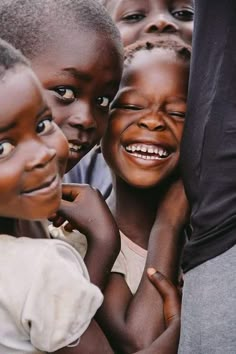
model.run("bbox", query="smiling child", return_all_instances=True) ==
[0,0,123,173]
[98,39,191,353]
[0,38,111,354]
[0,37,182,354]
[0,0,124,289]
[67,0,194,197]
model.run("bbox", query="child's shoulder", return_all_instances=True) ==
[0,234,103,353]
[0,234,90,282]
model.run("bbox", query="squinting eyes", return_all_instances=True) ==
[36,118,54,135]
[122,13,145,22]
[172,9,194,21]
[169,111,186,119]
[0,141,15,158]
[121,8,194,23]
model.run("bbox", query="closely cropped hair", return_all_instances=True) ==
[0,38,29,78]
[99,0,110,6]
[124,38,191,67]
[0,0,122,59]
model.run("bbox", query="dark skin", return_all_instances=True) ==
[0,65,182,354]
[104,0,194,46]
[0,66,115,353]
[0,66,68,220]
[100,48,189,353]
[32,28,123,172]
[50,183,120,292]
[12,25,123,290]
[53,269,181,354]
[29,28,123,291]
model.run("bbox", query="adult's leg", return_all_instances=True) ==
[178,245,236,354]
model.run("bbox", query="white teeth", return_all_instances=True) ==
[69,143,82,152]
[125,143,169,159]
[131,153,164,160]
[148,147,154,153]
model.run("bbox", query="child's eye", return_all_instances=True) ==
[97,96,110,108]
[122,12,145,23]
[53,87,76,102]
[112,103,143,111]
[36,118,54,135]
[0,141,15,158]
[123,105,143,110]
[169,111,186,119]
[172,8,194,21]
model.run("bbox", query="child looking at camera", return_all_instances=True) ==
[67,0,194,197]
[0,39,181,354]
[0,0,124,290]
[0,38,109,354]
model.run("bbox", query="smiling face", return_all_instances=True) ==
[105,0,193,45]
[32,29,123,172]
[102,47,189,188]
[0,66,68,220]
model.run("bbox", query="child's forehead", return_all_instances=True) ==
[122,48,188,88]
[33,29,121,76]
[0,67,45,124]
[108,0,193,13]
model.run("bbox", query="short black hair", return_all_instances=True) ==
[124,38,191,67]
[0,38,29,78]
[0,0,122,59]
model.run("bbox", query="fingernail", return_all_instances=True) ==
[147,267,157,276]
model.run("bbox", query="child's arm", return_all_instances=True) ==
[51,183,120,291]
[97,180,188,353]
[52,269,180,354]
[52,320,114,354]
[134,268,181,354]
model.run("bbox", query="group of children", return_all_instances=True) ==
[0,0,194,353]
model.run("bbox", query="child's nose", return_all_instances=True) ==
[144,14,178,34]
[137,113,166,132]
[25,141,56,171]
[68,103,96,132]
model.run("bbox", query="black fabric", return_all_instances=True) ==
[181,0,236,272]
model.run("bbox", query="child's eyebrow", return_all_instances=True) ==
[62,67,92,83]
[117,0,143,7]
[36,105,50,118]
[0,122,16,134]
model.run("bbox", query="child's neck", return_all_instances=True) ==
[0,217,16,235]
[0,217,49,239]
[107,177,165,250]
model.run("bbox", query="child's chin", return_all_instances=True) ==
[28,202,61,221]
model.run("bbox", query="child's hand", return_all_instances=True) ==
[50,183,118,240]
[50,183,120,290]
[133,269,181,354]
[156,179,189,230]
[147,268,181,328]
[147,179,189,284]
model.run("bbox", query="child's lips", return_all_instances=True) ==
[68,140,91,159]
[22,174,60,196]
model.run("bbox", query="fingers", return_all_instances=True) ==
[147,268,181,326]
[61,183,93,201]
[147,268,177,297]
